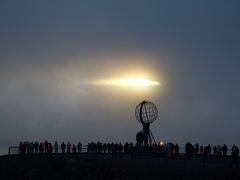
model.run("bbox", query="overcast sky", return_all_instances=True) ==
[1,1,240,152]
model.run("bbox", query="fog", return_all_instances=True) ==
[1,1,240,154]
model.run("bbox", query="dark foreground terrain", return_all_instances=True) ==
[0,153,239,180]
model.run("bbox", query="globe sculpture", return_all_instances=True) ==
[135,100,158,146]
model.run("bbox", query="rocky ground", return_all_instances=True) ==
[0,153,239,180]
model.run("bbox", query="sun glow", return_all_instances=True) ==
[92,77,160,88]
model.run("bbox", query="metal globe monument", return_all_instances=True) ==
[135,100,158,146]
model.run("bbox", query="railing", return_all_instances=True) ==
[8,145,232,156]
[6,146,235,169]
[8,145,89,155]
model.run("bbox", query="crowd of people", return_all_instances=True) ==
[164,142,239,157]
[18,141,82,154]
[87,142,133,154]
[17,141,239,158]
[184,143,229,156]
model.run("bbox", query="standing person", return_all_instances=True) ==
[72,144,77,154]
[213,146,217,155]
[44,141,48,153]
[103,143,107,154]
[61,142,66,153]
[203,146,208,155]
[77,142,82,153]
[185,142,191,156]
[107,143,112,154]
[174,144,180,155]
[222,144,228,156]
[54,141,58,153]
[26,142,30,154]
[194,143,199,155]
[48,143,53,153]
[97,141,102,153]
[19,142,23,154]
[29,142,34,154]
[230,145,239,168]
[207,144,212,155]
[39,143,44,153]
[34,141,39,154]
[200,145,204,155]
[87,143,90,153]
[217,145,222,155]
[124,142,129,153]
[118,143,123,153]
[67,142,71,153]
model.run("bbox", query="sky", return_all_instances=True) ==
[1,0,240,154]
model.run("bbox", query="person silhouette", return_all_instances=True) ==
[77,142,82,153]
[207,144,212,155]
[48,143,53,153]
[54,141,58,153]
[19,142,23,154]
[67,142,71,153]
[72,144,77,154]
[174,144,179,155]
[34,141,39,154]
[39,143,44,153]
[222,144,228,156]
[61,142,66,153]
[44,140,48,153]
[230,145,239,168]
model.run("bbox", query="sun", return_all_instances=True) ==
[106,78,159,87]
[92,77,160,88]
